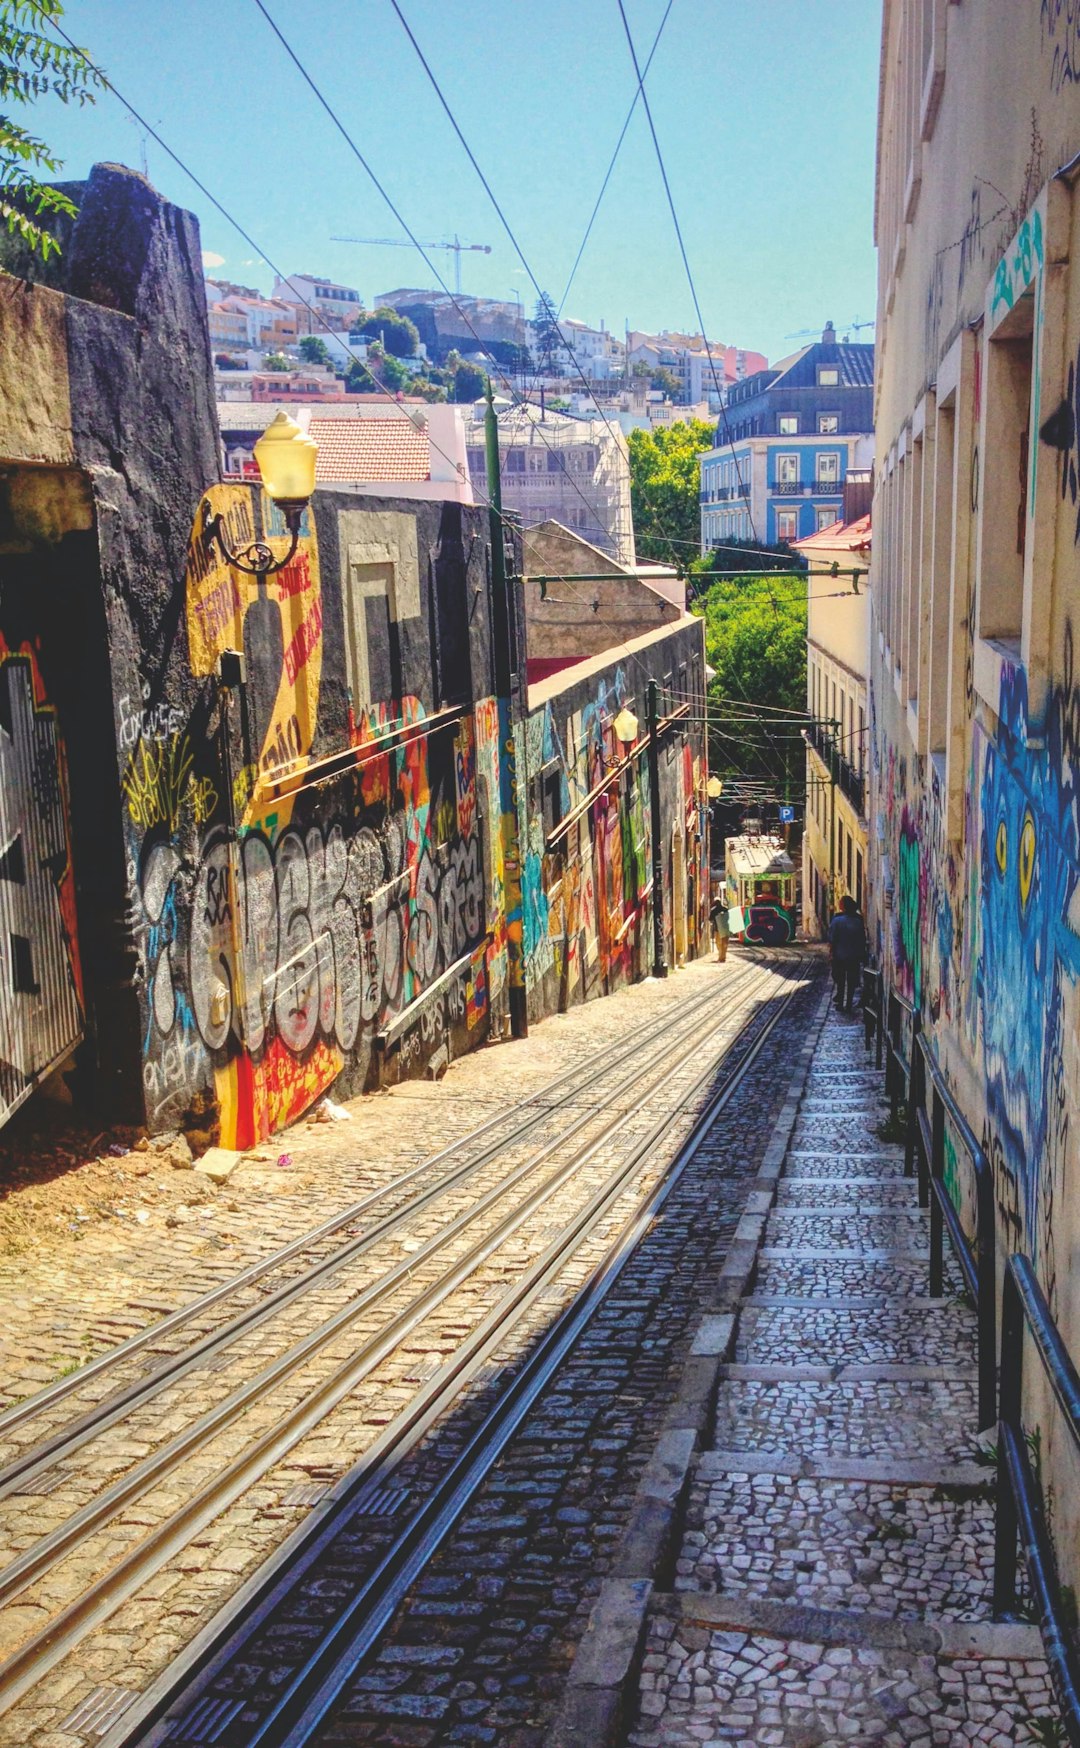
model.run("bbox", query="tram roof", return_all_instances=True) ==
[725,835,795,877]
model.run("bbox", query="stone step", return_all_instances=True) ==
[784,1150,908,1178]
[791,1118,900,1151]
[676,1460,996,1622]
[775,1179,919,1208]
[630,1592,1057,1748]
[713,1375,979,1464]
[764,1211,928,1250]
[738,1300,979,1369]
[754,1251,964,1301]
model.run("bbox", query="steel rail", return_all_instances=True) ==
[114,964,807,1748]
[0,967,749,1485]
[0,965,787,1715]
[0,970,761,1609]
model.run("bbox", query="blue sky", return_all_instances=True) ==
[43,0,883,366]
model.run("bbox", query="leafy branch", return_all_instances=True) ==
[1,0,104,257]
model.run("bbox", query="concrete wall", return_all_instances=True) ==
[871,3,1080,1594]
[522,520,681,676]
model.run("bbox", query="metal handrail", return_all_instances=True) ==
[862,967,995,1428]
[914,1029,996,1429]
[994,1254,1080,1742]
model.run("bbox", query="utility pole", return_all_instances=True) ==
[485,381,528,1038]
[647,679,667,979]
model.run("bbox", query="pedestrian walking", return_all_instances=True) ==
[828,893,867,1014]
[710,890,731,963]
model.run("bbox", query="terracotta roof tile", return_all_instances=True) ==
[308,417,431,483]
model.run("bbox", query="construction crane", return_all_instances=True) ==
[331,234,492,296]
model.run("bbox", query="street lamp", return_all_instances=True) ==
[707,774,724,799]
[202,412,318,578]
[612,706,640,748]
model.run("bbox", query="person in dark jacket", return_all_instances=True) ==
[709,889,730,962]
[828,894,867,1013]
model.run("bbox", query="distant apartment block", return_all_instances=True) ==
[272,273,365,335]
[627,331,768,409]
[698,324,874,550]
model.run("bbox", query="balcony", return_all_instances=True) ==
[806,721,866,817]
[814,478,842,494]
[773,479,803,495]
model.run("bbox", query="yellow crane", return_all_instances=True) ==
[331,235,492,296]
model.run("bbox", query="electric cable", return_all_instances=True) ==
[613,0,759,545]
[388,0,693,567]
[557,0,674,317]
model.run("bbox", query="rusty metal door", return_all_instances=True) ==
[0,639,84,1125]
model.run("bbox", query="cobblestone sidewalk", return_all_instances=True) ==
[626,1001,1062,1748]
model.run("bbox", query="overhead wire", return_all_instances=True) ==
[43,16,663,702]
[612,0,758,545]
[249,0,625,561]
[557,0,674,318]
[50,14,789,797]
[388,0,694,570]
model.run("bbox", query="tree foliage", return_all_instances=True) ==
[532,290,561,374]
[349,342,410,394]
[1,0,104,258]
[262,352,291,373]
[298,335,329,365]
[452,359,485,402]
[693,573,807,784]
[626,418,715,572]
[351,304,420,358]
[632,359,683,400]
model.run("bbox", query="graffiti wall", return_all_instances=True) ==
[521,622,708,1021]
[0,630,84,1121]
[125,489,505,1147]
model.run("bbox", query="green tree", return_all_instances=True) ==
[452,359,485,402]
[352,304,419,358]
[532,290,562,374]
[1,0,104,258]
[627,418,715,571]
[298,335,329,365]
[693,573,807,785]
[633,359,682,400]
[349,342,410,394]
[262,352,291,372]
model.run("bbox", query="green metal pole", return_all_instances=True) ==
[485,380,528,1038]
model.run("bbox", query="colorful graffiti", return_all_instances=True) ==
[137,802,487,1145]
[977,648,1080,1242]
[896,809,923,1008]
[0,639,84,1120]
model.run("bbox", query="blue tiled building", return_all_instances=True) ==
[699,323,874,552]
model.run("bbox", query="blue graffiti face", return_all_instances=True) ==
[978,662,1080,1234]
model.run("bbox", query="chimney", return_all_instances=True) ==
[822,320,837,345]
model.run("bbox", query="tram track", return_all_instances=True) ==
[86,959,808,1748]
[0,958,793,1733]
[0,960,761,1497]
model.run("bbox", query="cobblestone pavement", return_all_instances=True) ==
[628,1001,1063,1748]
[296,959,825,1747]
[0,952,818,1746]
